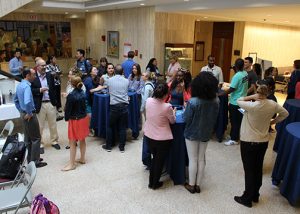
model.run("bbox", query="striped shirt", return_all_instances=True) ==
[107,75,129,105]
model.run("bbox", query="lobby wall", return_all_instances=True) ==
[85,7,155,69]
[2,12,86,60]
[242,22,300,67]
[154,12,198,76]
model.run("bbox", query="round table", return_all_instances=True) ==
[272,122,300,206]
[273,99,300,152]
[91,91,139,138]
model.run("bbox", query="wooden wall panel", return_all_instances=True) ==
[193,21,213,77]
[154,12,197,76]
[85,7,155,69]
[242,22,300,67]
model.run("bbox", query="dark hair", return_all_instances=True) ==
[253,63,262,77]
[191,72,218,100]
[153,83,169,99]
[127,51,135,59]
[245,57,253,64]
[22,67,31,78]
[264,66,277,78]
[99,57,108,64]
[114,64,123,75]
[14,48,22,54]
[294,60,300,69]
[77,49,85,57]
[46,55,55,65]
[131,63,142,79]
[259,77,276,91]
[106,63,114,73]
[146,58,157,72]
[207,55,215,60]
[235,58,244,71]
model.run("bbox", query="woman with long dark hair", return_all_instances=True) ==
[168,68,191,106]
[183,72,219,193]
[144,83,176,189]
[97,57,108,77]
[100,63,114,86]
[128,63,144,94]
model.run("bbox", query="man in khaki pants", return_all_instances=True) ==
[31,59,60,153]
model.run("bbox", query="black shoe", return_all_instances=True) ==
[39,158,44,162]
[252,195,259,203]
[195,185,201,193]
[184,183,195,194]
[102,145,111,152]
[65,146,70,149]
[52,144,61,150]
[36,162,48,168]
[40,147,44,154]
[153,181,163,190]
[56,116,64,121]
[119,147,125,153]
[148,184,153,189]
[234,196,252,208]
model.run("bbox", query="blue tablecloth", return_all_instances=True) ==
[273,99,300,152]
[216,94,228,142]
[167,122,188,185]
[91,91,139,138]
[272,122,300,206]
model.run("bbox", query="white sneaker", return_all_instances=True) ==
[224,140,239,146]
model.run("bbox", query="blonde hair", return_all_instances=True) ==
[257,85,268,97]
[71,76,83,89]
[169,55,178,61]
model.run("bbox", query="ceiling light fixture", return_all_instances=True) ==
[184,0,190,2]
[65,12,68,14]
[29,10,34,13]
[140,3,145,5]
[86,10,89,12]
[204,17,208,19]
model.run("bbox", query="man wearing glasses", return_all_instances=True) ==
[31,59,61,154]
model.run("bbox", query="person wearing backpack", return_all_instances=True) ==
[14,67,47,168]
[140,71,155,168]
[75,49,92,80]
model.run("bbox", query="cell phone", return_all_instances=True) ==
[238,108,245,114]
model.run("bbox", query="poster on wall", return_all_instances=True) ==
[0,20,71,61]
[123,42,131,57]
[107,31,119,58]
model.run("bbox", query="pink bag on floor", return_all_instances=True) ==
[30,194,60,214]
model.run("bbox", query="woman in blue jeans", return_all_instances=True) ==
[183,72,219,193]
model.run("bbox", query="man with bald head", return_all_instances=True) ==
[31,58,60,153]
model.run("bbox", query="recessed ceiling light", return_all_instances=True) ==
[65,12,68,14]
[203,17,208,19]
[85,10,89,12]
[29,10,34,13]
[184,0,190,2]
[140,3,145,6]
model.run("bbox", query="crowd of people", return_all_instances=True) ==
[13,48,300,208]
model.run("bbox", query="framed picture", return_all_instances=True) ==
[248,52,257,63]
[195,41,205,61]
[107,31,119,58]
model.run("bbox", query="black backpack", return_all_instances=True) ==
[0,134,26,179]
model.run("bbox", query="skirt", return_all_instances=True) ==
[68,116,89,141]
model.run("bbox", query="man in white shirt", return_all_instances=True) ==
[200,55,224,84]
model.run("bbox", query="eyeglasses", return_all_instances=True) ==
[40,64,46,67]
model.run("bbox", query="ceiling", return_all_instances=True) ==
[15,0,300,27]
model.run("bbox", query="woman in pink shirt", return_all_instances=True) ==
[144,83,176,190]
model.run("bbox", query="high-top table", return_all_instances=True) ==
[91,91,139,139]
[272,122,300,206]
[273,99,300,152]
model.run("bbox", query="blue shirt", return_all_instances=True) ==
[9,57,23,76]
[121,59,135,78]
[14,79,35,115]
[76,59,92,74]
[128,74,144,94]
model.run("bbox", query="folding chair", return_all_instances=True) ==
[0,149,28,190]
[0,161,36,214]
[0,120,14,138]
